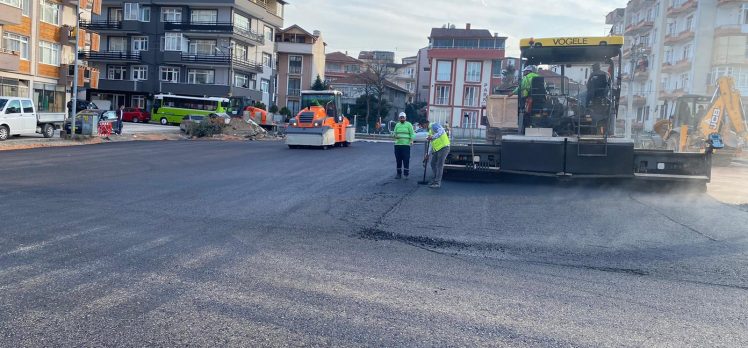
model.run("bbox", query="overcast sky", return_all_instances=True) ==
[284,0,629,61]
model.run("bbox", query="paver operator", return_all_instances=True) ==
[421,119,451,189]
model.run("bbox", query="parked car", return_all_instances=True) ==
[0,97,65,140]
[122,107,150,123]
[64,109,117,135]
[179,115,205,134]
[413,127,429,143]
[66,99,98,116]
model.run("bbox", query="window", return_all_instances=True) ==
[685,15,693,32]
[261,79,270,93]
[429,108,450,125]
[109,8,123,22]
[264,25,274,42]
[233,44,247,60]
[435,85,450,105]
[436,60,452,82]
[143,7,152,22]
[191,10,217,23]
[463,86,479,107]
[188,40,216,55]
[234,73,250,88]
[466,61,481,82]
[161,7,182,23]
[463,110,478,128]
[743,4,748,25]
[124,3,139,21]
[132,95,145,109]
[163,33,185,51]
[233,13,250,30]
[287,100,300,115]
[682,44,691,61]
[107,66,127,80]
[263,53,273,68]
[131,66,148,81]
[188,69,214,84]
[0,0,20,9]
[33,83,64,113]
[40,0,60,25]
[108,37,127,52]
[38,41,60,66]
[160,66,180,82]
[491,60,502,78]
[0,78,29,97]
[3,33,29,60]
[132,36,148,52]
[21,99,33,113]
[21,0,29,15]
[287,78,301,96]
[289,55,302,74]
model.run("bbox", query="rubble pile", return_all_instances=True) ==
[223,117,269,140]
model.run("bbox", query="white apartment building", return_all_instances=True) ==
[610,0,748,133]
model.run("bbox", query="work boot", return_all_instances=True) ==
[395,173,402,179]
[429,183,441,189]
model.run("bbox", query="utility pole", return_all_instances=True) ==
[70,1,81,138]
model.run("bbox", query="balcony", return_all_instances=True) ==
[79,20,122,31]
[0,2,22,25]
[162,52,264,73]
[634,69,649,81]
[0,49,20,71]
[159,82,231,97]
[163,21,266,46]
[659,88,686,100]
[277,42,314,55]
[79,50,141,62]
[661,59,691,73]
[714,24,748,37]
[663,30,695,45]
[633,95,646,106]
[718,0,741,4]
[287,89,301,97]
[625,20,655,35]
[667,0,697,17]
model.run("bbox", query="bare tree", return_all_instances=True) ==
[361,60,397,122]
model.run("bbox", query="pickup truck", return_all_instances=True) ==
[0,97,65,140]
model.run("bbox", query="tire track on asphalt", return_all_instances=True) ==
[627,193,718,242]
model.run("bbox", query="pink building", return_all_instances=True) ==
[427,24,506,128]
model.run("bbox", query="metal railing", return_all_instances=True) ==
[164,21,233,32]
[168,53,263,73]
[79,20,122,30]
[79,50,140,61]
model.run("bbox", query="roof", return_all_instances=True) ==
[279,24,315,37]
[329,73,410,94]
[429,28,496,39]
[326,52,363,64]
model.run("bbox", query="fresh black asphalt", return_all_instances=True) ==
[0,140,746,346]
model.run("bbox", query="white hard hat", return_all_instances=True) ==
[398,112,407,118]
[523,65,535,72]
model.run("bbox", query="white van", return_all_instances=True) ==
[0,97,64,140]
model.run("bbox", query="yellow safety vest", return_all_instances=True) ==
[429,128,450,152]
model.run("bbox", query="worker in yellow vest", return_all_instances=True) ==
[420,119,451,188]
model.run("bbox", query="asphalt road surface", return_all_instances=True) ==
[1,141,746,347]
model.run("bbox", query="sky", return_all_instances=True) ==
[284,0,629,61]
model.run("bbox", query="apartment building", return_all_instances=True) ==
[324,51,363,82]
[275,25,325,115]
[426,24,506,128]
[0,0,101,114]
[358,50,394,64]
[391,56,416,103]
[83,0,284,110]
[610,0,748,133]
[414,47,430,104]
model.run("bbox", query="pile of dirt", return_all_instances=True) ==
[222,117,268,140]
